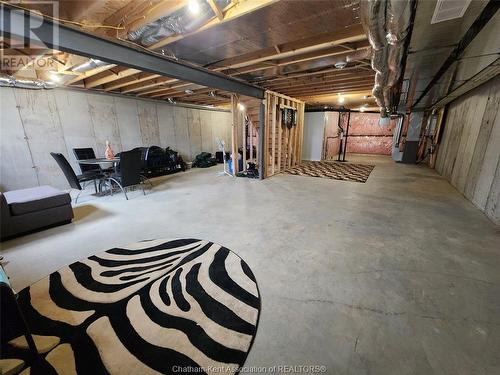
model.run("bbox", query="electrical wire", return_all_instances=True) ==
[0,1,125,30]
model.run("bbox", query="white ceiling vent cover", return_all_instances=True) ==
[431,0,472,24]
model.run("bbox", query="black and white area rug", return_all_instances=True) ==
[285,161,375,183]
[15,239,260,374]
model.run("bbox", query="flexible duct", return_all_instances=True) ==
[345,47,373,62]
[360,0,387,50]
[71,58,109,73]
[0,74,56,89]
[360,0,413,117]
[129,0,230,47]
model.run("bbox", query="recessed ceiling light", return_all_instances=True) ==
[184,89,194,94]
[338,96,345,104]
[188,0,199,14]
[238,103,245,111]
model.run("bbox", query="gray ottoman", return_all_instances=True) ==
[1,186,73,241]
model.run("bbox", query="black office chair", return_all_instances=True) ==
[73,148,98,173]
[50,152,102,203]
[104,149,144,200]
[73,147,114,175]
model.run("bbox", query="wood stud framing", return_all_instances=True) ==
[229,91,303,179]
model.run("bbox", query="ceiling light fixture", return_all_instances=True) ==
[188,0,200,14]
[184,89,194,94]
[338,95,345,104]
[49,72,61,83]
[238,103,245,111]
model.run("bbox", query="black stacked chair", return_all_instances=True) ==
[73,147,112,174]
[129,147,153,186]
[104,149,144,200]
[50,152,102,203]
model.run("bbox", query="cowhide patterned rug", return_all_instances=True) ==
[14,239,260,375]
[285,161,375,183]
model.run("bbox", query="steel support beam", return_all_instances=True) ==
[0,5,265,99]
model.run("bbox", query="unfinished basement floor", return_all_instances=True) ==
[1,154,499,375]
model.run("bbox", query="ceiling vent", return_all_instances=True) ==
[431,0,472,24]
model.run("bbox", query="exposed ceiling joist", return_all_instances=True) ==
[274,42,370,66]
[212,24,367,71]
[167,88,214,100]
[113,75,181,93]
[139,81,193,97]
[67,64,117,84]
[261,70,372,86]
[280,82,374,94]
[298,89,373,99]
[207,0,224,21]
[120,77,176,93]
[252,64,371,84]
[104,73,158,91]
[218,45,370,79]
[265,75,375,91]
[85,67,139,88]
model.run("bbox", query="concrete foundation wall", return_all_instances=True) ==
[0,87,231,191]
[435,76,500,225]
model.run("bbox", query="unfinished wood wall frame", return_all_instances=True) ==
[229,94,261,176]
[229,91,304,178]
[263,91,305,178]
[231,94,261,176]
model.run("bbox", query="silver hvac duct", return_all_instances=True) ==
[345,47,373,62]
[128,0,230,47]
[360,0,412,117]
[71,58,109,73]
[0,74,57,89]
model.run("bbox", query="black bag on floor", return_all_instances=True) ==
[193,152,217,168]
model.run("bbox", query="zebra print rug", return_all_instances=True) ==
[15,239,260,374]
[285,161,375,183]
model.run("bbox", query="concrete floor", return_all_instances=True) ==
[1,154,499,375]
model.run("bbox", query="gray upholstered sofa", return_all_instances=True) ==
[0,186,73,241]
